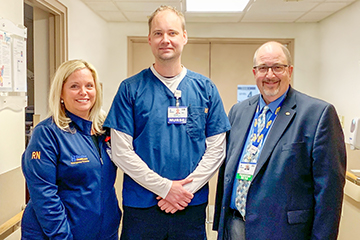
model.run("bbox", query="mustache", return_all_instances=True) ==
[262,79,280,83]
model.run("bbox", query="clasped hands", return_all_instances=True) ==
[156,178,193,214]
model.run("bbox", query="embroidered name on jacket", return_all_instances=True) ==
[71,155,89,164]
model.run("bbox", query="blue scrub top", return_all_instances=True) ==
[105,68,230,208]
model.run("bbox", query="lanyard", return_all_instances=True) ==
[251,100,284,147]
[174,90,181,107]
[168,90,187,124]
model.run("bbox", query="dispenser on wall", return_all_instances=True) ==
[350,118,360,150]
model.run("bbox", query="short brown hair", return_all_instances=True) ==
[148,5,186,33]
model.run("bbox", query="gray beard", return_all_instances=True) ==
[263,85,280,97]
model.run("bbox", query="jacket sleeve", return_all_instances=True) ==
[311,104,346,239]
[22,124,73,240]
[213,105,235,231]
[213,159,226,231]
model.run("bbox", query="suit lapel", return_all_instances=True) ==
[235,99,258,154]
[253,88,297,179]
[227,98,258,173]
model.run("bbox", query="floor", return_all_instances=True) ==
[11,224,217,240]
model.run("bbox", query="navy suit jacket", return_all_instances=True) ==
[214,87,346,240]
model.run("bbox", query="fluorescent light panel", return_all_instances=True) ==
[186,0,250,12]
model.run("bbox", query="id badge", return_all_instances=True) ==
[236,162,256,181]
[168,106,188,124]
[236,144,258,181]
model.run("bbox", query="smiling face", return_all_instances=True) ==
[253,42,293,104]
[61,68,96,120]
[148,9,188,65]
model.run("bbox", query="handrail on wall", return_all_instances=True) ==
[0,210,23,237]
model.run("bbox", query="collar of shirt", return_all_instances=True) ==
[259,87,289,114]
[150,64,187,94]
[66,110,93,135]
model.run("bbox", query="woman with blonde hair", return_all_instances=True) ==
[21,59,121,240]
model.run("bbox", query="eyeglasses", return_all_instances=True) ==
[253,64,289,75]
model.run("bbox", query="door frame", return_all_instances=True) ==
[25,0,68,77]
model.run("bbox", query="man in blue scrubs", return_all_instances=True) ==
[105,5,230,240]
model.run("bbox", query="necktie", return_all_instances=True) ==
[235,105,269,217]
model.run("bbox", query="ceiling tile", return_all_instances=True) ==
[98,11,128,21]
[296,11,334,22]
[114,0,179,2]
[294,0,323,2]
[185,12,243,23]
[242,11,305,23]
[81,0,113,2]
[78,0,355,23]
[248,0,319,12]
[123,11,152,22]
[85,2,118,11]
[115,1,182,12]
[324,0,355,2]
[312,2,350,11]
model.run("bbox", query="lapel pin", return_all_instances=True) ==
[285,112,291,116]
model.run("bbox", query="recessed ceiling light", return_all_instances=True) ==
[186,0,251,12]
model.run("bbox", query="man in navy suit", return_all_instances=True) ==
[213,41,346,240]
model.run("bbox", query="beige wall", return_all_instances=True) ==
[0,0,26,228]
[318,1,360,239]
[58,0,109,86]
[340,144,360,239]
[29,0,109,118]
[319,0,360,141]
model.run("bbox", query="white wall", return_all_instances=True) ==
[0,0,24,174]
[319,0,360,140]
[318,1,360,239]
[58,0,109,98]
[30,0,109,119]
[0,0,26,226]
[0,0,23,23]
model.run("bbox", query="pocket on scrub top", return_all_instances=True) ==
[186,106,206,139]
